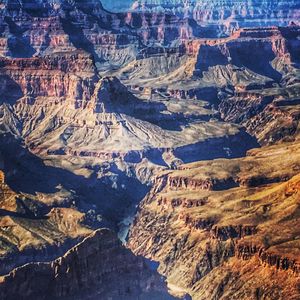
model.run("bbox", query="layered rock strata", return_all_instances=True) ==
[128,142,300,299]
[132,0,300,35]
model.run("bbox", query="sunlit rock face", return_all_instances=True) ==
[128,143,300,300]
[0,0,300,299]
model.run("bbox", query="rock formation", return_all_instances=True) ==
[128,142,300,299]
[0,228,177,300]
[113,26,300,145]
[132,0,300,35]
[0,0,300,299]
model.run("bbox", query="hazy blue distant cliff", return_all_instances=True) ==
[101,0,134,11]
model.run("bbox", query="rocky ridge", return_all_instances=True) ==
[132,0,300,35]
[0,228,177,300]
[0,0,300,299]
[113,26,300,145]
[128,142,300,299]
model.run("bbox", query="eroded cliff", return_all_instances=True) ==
[132,0,300,35]
[0,0,300,299]
[0,228,177,300]
[128,142,300,299]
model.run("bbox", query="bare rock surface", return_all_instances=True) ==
[0,228,178,300]
[0,1,300,299]
[128,142,300,299]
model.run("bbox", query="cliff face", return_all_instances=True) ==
[0,159,175,299]
[219,90,300,145]
[0,51,97,107]
[211,28,300,145]
[194,27,300,78]
[1,0,300,299]
[132,0,300,35]
[0,229,177,300]
[128,142,300,299]
[0,166,95,275]
[0,0,212,65]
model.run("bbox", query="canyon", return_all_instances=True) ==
[0,0,299,299]
[128,142,300,299]
[131,0,300,35]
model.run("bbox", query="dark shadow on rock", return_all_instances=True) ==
[0,134,149,226]
[174,129,260,164]
[105,85,215,132]
[61,15,103,63]
[4,17,36,58]
[194,42,282,82]
[193,86,220,104]
[0,228,179,300]
[279,27,300,65]
[230,42,282,82]
[0,75,23,105]
[0,233,83,276]
[0,207,48,219]
[194,44,229,76]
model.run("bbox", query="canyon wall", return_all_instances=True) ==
[0,1,300,299]
[132,0,300,35]
[0,229,176,300]
[128,142,300,299]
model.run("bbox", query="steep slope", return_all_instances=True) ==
[0,0,300,299]
[0,229,178,300]
[0,42,258,234]
[0,163,94,275]
[113,26,300,146]
[128,142,300,299]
